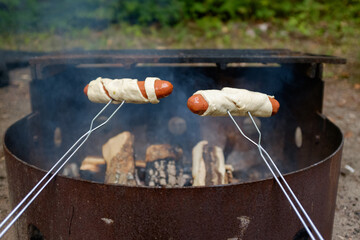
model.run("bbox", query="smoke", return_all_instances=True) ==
[20,51,310,180]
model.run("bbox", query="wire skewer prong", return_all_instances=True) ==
[227,110,324,240]
[0,100,125,238]
[246,112,324,240]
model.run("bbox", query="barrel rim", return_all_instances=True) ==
[3,113,344,190]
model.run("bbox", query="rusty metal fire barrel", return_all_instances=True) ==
[4,50,345,239]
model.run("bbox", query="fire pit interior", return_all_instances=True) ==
[4,49,345,239]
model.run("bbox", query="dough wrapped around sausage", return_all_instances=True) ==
[193,87,275,117]
[87,77,160,104]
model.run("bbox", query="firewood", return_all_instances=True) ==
[79,156,106,182]
[234,163,272,182]
[62,163,79,178]
[102,131,136,185]
[135,160,146,168]
[145,144,183,187]
[224,164,235,184]
[135,160,146,185]
[192,140,227,186]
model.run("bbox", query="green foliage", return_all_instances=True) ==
[181,0,278,21]
[0,0,359,36]
[178,0,360,23]
[0,0,113,33]
[111,0,184,26]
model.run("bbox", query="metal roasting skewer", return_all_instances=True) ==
[227,111,324,240]
[0,99,325,239]
[246,112,324,240]
[0,100,125,238]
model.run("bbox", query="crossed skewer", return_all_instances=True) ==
[0,100,323,240]
[0,100,125,238]
[228,111,323,240]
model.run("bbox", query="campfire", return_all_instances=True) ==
[4,49,345,239]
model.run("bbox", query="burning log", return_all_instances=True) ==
[224,164,236,184]
[135,160,146,169]
[192,140,228,186]
[62,163,79,178]
[233,163,273,182]
[79,156,106,182]
[135,160,146,185]
[102,131,136,185]
[145,144,183,187]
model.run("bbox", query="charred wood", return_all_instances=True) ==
[79,156,106,182]
[102,131,136,185]
[145,144,183,187]
[192,140,228,186]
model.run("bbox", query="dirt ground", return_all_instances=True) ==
[0,66,359,239]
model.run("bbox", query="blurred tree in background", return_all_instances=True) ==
[1,0,359,34]
[0,0,359,85]
[0,0,113,32]
[111,0,184,26]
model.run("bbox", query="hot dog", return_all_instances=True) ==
[187,88,280,117]
[84,77,173,104]
[84,80,173,99]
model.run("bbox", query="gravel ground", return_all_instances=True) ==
[0,67,32,240]
[323,77,360,240]
[0,66,359,239]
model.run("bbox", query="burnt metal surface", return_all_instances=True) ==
[29,49,346,80]
[30,49,347,64]
[0,50,45,86]
[4,114,343,240]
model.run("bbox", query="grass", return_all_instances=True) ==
[0,21,359,84]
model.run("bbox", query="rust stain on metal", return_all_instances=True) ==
[101,218,114,225]
[236,216,251,239]
[3,115,343,239]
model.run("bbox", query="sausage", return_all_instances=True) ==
[269,97,280,116]
[187,94,209,115]
[137,80,173,99]
[83,80,173,100]
[187,94,280,116]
